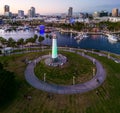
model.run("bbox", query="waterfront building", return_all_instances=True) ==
[93,11,100,17]
[68,7,73,18]
[79,13,85,18]
[112,8,119,17]
[61,13,67,19]
[4,5,10,13]
[93,10,108,18]
[31,7,36,17]
[28,7,36,17]
[28,9,32,17]
[18,10,24,18]
[99,10,108,17]
[4,5,12,17]
[4,12,12,17]
[109,17,120,22]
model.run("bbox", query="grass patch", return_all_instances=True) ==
[35,51,95,85]
[0,50,120,113]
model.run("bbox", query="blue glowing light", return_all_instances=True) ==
[69,18,75,24]
[39,25,45,36]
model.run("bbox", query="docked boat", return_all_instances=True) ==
[106,34,118,42]
[74,33,83,40]
[0,29,5,33]
[82,33,89,38]
[82,32,89,38]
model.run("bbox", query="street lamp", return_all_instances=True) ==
[92,49,94,54]
[93,68,95,77]
[93,58,95,64]
[73,76,75,85]
[108,53,110,59]
[44,73,46,82]
[82,52,84,56]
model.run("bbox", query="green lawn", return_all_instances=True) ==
[0,50,120,113]
[35,51,95,85]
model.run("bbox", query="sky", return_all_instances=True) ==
[0,0,119,15]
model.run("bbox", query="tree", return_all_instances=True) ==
[38,36,44,46]
[46,34,49,45]
[0,37,7,45]
[17,38,24,47]
[34,34,38,40]
[0,63,18,107]
[7,37,16,47]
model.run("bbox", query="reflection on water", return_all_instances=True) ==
[0,30,35,41]
[0,31,120,54]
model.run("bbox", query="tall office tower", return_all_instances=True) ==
[18,10,24,17]
[31,7,36,17]
[68,7,73,18]
[28,7,36,17]
[4,5,11,17]
[112,8,119,17]
[28,9,31,17]
[4,5,10,13]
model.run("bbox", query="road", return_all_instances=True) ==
[24,50,106,94]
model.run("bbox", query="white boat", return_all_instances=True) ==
[82,33,89,38]
[0,29,5,33]
[74,33,83,40]
[106,34,118,42]
[108,38,117,44]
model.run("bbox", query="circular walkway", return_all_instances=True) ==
[24,50,106,94]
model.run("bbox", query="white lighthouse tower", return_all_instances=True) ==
[52,33,58,62]
[44,33,67,67]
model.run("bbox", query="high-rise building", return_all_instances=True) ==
[100,10,108,17]
[28,7,36,17]
[4,5,10,13]
[112,8,119,17]
[93,11,100,17]
[4,5,12,17]
[28,9,31,17]
[68,7,73,18]
[93,10,108,17]
[18,10,24,17]
[31,7,36,17]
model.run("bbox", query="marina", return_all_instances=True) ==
[0,28,120,54]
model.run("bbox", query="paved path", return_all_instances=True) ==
[24,50,106,94]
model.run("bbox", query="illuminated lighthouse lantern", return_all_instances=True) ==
[52,33,58,62]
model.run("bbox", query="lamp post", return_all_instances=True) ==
[93,58,95,64]
[73,76,75,85]
[93,68,95,77]
[92,49,93,54]
[82,52,84,56]
[44,73,46,82]
[108,53,110,59]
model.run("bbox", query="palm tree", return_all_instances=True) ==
[17,38,24,49]
[0,37,7,45]
[7,37,16,48]
[34,34,38,41]
[38,36,44,46]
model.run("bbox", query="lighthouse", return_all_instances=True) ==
[52,33,58,62]
[44,33,67,67]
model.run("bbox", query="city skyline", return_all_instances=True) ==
[0,0,120,15]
